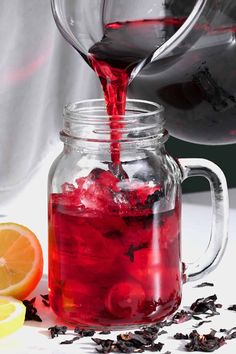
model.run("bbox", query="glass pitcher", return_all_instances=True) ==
[51,0,231,145]
[48,99,228,329]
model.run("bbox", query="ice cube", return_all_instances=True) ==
[78,168,122,211]
[61,182,76,194]
[59,181,83,207]
[61,169,162,212]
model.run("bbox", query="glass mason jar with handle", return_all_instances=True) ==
[48,99,228,329]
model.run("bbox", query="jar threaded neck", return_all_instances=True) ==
[61,99,167,145]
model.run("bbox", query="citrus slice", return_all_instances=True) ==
[0,296,26,337]
[0,223,43,299]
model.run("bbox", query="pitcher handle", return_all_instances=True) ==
[178,158,228,282]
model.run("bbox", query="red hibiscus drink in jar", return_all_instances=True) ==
[49,167,181,327]
[48,99,228,329]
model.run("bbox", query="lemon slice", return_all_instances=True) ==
[0,296,26,337]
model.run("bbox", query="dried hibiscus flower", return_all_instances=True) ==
[185,330,225,352]
[92,330,164,353]
[190,295,221,317]
[195,282,214,288]
[48,325,68,338]
[192,320,212,328]
[23,297,42,322]
[40,294,50,307]
[228,305,236,311]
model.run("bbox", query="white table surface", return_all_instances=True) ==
[1,145,236,353]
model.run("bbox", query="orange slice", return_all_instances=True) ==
[0,223,43,299]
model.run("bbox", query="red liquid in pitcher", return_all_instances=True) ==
[89,17,236,145]
[126,19,236,144]
[49,169,181,327]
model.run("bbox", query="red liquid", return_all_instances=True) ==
[128,18,236,144]
[88,18,185,163]
[49,169,182,328]
[89,16,236,145]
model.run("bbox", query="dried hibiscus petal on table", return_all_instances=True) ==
[185,330,225,352]
[174,333,189,340]
[48,325,68,338]
[40,294,50,307]
[60,337,81,345]
[23,297,42,322]
[192,320,212,328]
[228,304,236,311]
[220,327,236,340]
[190,295,222,316]
[99,330,111,335]
[195,282,214,288]
[92,330,164,353]
[74,327,95,337]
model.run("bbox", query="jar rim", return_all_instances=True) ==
[64,98,164,121]
[61,98,166,145]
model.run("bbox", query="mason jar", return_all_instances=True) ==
[48,98,228,329]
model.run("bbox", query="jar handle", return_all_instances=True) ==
[178,158,229,282]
